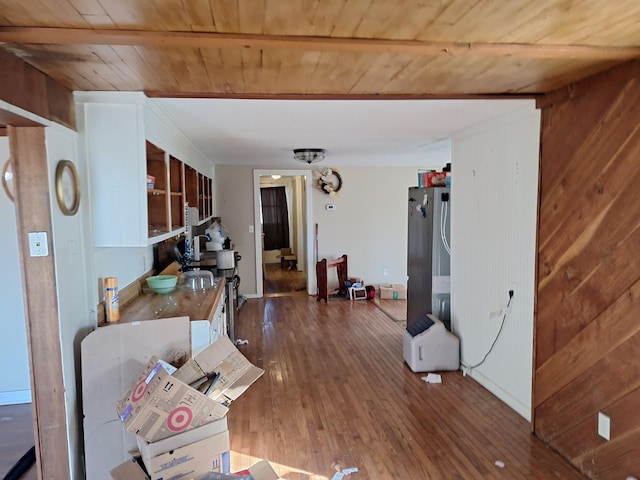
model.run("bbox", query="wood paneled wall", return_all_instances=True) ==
[534,60,640,479]
[0,49,75,129]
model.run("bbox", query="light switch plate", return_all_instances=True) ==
[28,232,49,257]
[598,412,610,441]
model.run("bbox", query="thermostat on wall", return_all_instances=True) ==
[326,204,336,211]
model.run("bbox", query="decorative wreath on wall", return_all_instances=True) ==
[317,168,343,196]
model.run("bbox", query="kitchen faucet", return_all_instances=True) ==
[192,233,212,261]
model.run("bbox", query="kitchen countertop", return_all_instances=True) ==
[101,262,226,326]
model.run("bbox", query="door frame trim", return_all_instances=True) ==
[253,169,314,297]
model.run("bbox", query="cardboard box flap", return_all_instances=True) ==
[249,460,281,480]
[110,458,149,480]
[174,336,265,403]
[116,356,229,442]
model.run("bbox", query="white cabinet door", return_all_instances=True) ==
[209,292,227,343]
[77,93,148,247]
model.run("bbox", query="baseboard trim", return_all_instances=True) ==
[0,389,32,405]
[466,369,531,421]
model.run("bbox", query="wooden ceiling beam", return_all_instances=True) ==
[145,91,539,100]
[1,27,639,60]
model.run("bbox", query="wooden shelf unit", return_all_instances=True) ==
[146,141,170,239]
[184,166,213,224]
[169,155,185,232]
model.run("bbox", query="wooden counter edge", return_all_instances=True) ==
[97,262,226,327]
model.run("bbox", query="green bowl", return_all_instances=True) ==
[146,275,178,294]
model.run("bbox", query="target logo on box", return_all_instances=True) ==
[116,356,229,442]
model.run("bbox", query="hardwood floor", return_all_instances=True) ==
[0,295,585,479]
[263,263,308,297]
[228,295,586,479]
[0,403,37,480]
[373,297,407,324]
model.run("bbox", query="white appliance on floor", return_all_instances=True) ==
[403,314,460,372]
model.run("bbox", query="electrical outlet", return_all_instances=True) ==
[598,412,610,441]
[383,268,389,276]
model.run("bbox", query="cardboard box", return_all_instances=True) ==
[137,418,228,477]
[116,356,229,443]
[223,460,280,480]
[137,419,230,480]
[173,335,265,404]
[426,171,447,187]
[379,284,407,300]
[82,316,192,480]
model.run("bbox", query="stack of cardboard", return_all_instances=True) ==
[110,335,278,480]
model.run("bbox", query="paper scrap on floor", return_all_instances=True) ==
[422,373,442,383]
[331,466,359,479]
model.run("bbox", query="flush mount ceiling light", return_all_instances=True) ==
[293,148,325,164]
[271,174,282,179]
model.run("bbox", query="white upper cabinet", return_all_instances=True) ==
[75,92,214,247]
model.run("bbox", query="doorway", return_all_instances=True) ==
[253,169,314,298]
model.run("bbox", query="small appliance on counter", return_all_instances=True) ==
[205,221,227,251]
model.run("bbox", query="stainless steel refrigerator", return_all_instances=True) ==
[407,186,452,331]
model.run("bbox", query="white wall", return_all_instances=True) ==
[216,164,439,296]
[46,124,95,478]
[216,165,261,295]
[450,105,540,420]
[313,167,418,288]
[0,137,31,405]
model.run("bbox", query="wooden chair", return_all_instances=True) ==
[315,254,348,302]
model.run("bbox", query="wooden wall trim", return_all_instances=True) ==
[0,49,75,129]
[10,125,71,480]
[536,59,640,109]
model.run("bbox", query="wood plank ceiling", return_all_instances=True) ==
[0,0,640,97]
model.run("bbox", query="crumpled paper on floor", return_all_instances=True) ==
[421,373,442,384]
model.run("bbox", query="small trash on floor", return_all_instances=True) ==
[331,466,359,479]
[235,338,249,346]
[421,373,442,384]
[495,460,505,468]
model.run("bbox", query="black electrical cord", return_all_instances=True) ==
[465,290,514,371]
[3,445,35,480]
